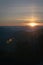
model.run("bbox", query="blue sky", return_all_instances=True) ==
[0,0,43,25]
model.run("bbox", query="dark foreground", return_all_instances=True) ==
[0,26,43,65]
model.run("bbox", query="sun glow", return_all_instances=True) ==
[28,16,37,22]
[26,16,38,27]
[27,23,38,27]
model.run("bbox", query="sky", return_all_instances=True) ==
[0,0,43,26]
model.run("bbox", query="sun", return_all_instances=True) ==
[29,23,37,27]
[27,23,38,27]
[26,16,38,27]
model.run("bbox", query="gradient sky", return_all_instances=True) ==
[0,0,43,26]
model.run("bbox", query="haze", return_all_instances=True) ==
[0,0,43,26]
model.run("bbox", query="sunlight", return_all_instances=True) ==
[28,16,37,22]
[29,23,37,27]
[27,23,38,27]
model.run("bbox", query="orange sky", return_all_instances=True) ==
[0,21,43,26]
